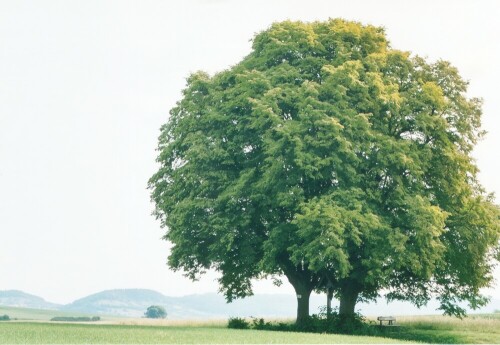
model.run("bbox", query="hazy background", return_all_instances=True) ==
[1,0,499,305]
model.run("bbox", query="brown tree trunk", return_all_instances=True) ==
[281,258,319,327]
[294,284,312,326]
[326,287,333,319]
[339,287,359,316]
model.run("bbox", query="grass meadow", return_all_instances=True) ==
[0,305,100,321]
[0,322,413,344]
[1,305,499,344]
[385,313,500,343]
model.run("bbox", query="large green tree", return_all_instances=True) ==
[149,19,500,324]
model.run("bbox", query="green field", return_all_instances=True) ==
[1,305,499,344]
[387,314,500,343]
[0,305,90,321]
[0,322,411,344]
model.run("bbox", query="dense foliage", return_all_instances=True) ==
[227,317,250,329]
[144,305,167,319]
[228,309,368,335]
[150,19,500,323]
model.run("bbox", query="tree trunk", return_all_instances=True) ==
[281,259,318,327]
[339,287,359,316]
[293,284,312,326]
[326,287,333,319]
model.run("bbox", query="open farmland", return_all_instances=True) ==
[0,322,411,344]
[384,313,500,343]
[1,305,500,343]
[0,305,99,321]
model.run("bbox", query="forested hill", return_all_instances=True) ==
[0,290,61,310]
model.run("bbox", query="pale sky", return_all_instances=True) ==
[1,0,499,305]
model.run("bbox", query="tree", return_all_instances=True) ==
[144,305,167,319]
[149,19,500,325]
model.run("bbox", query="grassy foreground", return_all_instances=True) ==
[0,322,410,344]
[0,305,499,344]
[385,314,500,343]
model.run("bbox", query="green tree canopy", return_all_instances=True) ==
[149,19,500,324]
[144,305,167,319]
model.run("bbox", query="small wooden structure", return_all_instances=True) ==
[377,316,397,326]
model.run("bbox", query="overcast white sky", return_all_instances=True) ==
[1,0,499,305]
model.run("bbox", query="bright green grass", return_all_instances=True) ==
[388,313,500,344]
[0,322,412,344]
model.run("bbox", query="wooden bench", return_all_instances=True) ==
[377,316,397,326]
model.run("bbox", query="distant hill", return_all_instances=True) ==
[1,288,499,319]
[62,289,308,318]
[0,290,61,310]
[62,289,178,317]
